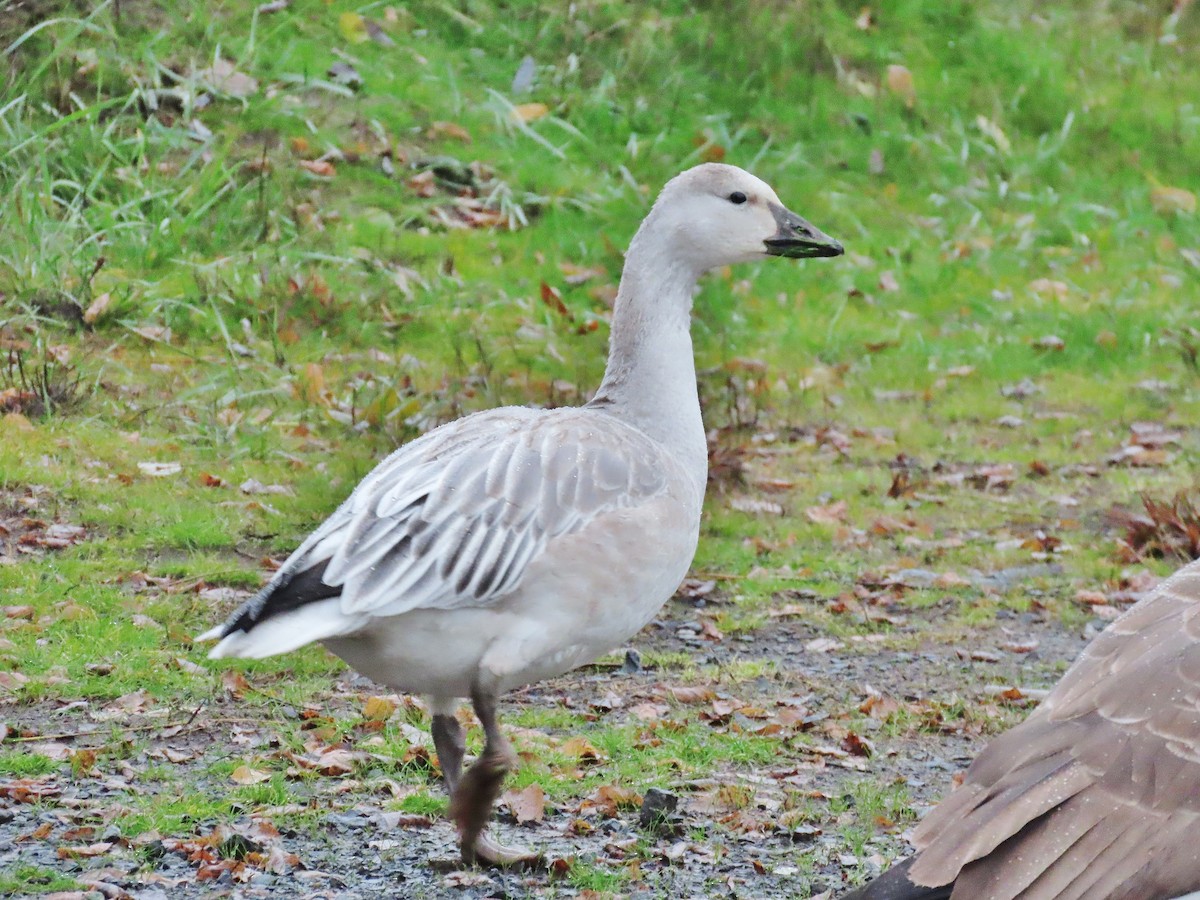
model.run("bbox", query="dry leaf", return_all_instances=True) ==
[805,500,849,525]
[83,292,112,325]
[137,461,182,477]
[1151,184,1196,215]
[299,160,335,177]
[885,65,916,108]
[730,496,784,516]
[230,765,272,785]
[502,783,545,824]
[314,748,359,775]
[297,362,326,405]
[338,11,370,43]
[57,841,114,859]
[427,121,471,143]
[196,58,258,98]
[362,695,397,722]
[560,736,604,763]
[512,102,549,123]
[221,670,251,698]
[669,684,716,704]
[804,637,844,654]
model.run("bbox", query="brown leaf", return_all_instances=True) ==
[426,121,471,143]
[18,821,54,841]
[841,731,874,757]
[560,736,604,763]
[196,58,258,98]
[730,496,784,516]
[362,695,397,722]
[511,102,548,123]
[298,160,335,177]
[230,765,272,785]
[805,500,848,525]
[581,784,641,817]
[83,292,112,325]
[669,685,716,704]
[57,841,114,859]
[885,65,916,107]
[1151,184,1197,215]
[314,748,359,775]
[221,670,251,699]
[539,281,570,318]
[502,783,545,824]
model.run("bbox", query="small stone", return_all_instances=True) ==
[639,787,679,829]
[620,648,642,674]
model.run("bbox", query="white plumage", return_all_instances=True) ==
[200,163,842,865]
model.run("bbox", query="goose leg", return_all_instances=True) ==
[449,685,540,868]
[431,712,465,795]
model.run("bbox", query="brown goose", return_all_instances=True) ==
[199,163,843,867]
[842,559,1200,900]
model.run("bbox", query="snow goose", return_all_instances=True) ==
[199,163,843,866]
[842,559,1200,900]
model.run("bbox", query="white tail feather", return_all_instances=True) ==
[205,599,361,660]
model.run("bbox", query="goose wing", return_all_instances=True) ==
[904,561,1200,899]
[205,406,678,645]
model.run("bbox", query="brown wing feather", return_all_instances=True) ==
[905,560,1200,900]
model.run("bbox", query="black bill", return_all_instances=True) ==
[764,203,844,259]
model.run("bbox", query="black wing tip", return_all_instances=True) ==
[840,857,954,900]
[218,559,343,637]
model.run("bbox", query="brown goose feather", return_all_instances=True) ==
[848,560,1200,900]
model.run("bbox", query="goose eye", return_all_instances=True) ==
[728,191,747,205]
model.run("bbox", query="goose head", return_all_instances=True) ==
[644,163,844,271]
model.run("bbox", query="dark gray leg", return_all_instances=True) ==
[449,685,539,868]
[431,712,465,795]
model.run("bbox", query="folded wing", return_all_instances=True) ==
[203,407,675,656]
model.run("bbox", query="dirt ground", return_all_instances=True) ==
[1,584,1097,900]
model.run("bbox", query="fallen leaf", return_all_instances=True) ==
[669,685,716,704]
[427,121,472,143]
[314,748,359,775]
[338,11,370,43]
[1151,184,1196,215]
[327,60,362,90]
[805,500,848,525]
[196,58,258,98]
[138,461,182,477]
[502,783,545,824]
[512,102,548,123]
[362,696,397,722]
[885,65,916,108]
[560,736,604,763]
[299,160,335,177]
[230,765,272,785]
[222,670,251,698]
[540,281,570,318]
[57,841,114,859]
[804,637,844,654]
[730,496,784,516]
[83,292,112,325]
[1033,335,1064,354]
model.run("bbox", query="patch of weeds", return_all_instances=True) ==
[0,340,87,418]
[0,864,82,895]
[1111,491,1200,562]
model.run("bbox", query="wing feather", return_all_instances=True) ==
[216,407,679,638]
[905,559,1200,899]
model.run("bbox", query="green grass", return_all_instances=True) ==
[2,0,1199,893]
[0,864,83,895]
